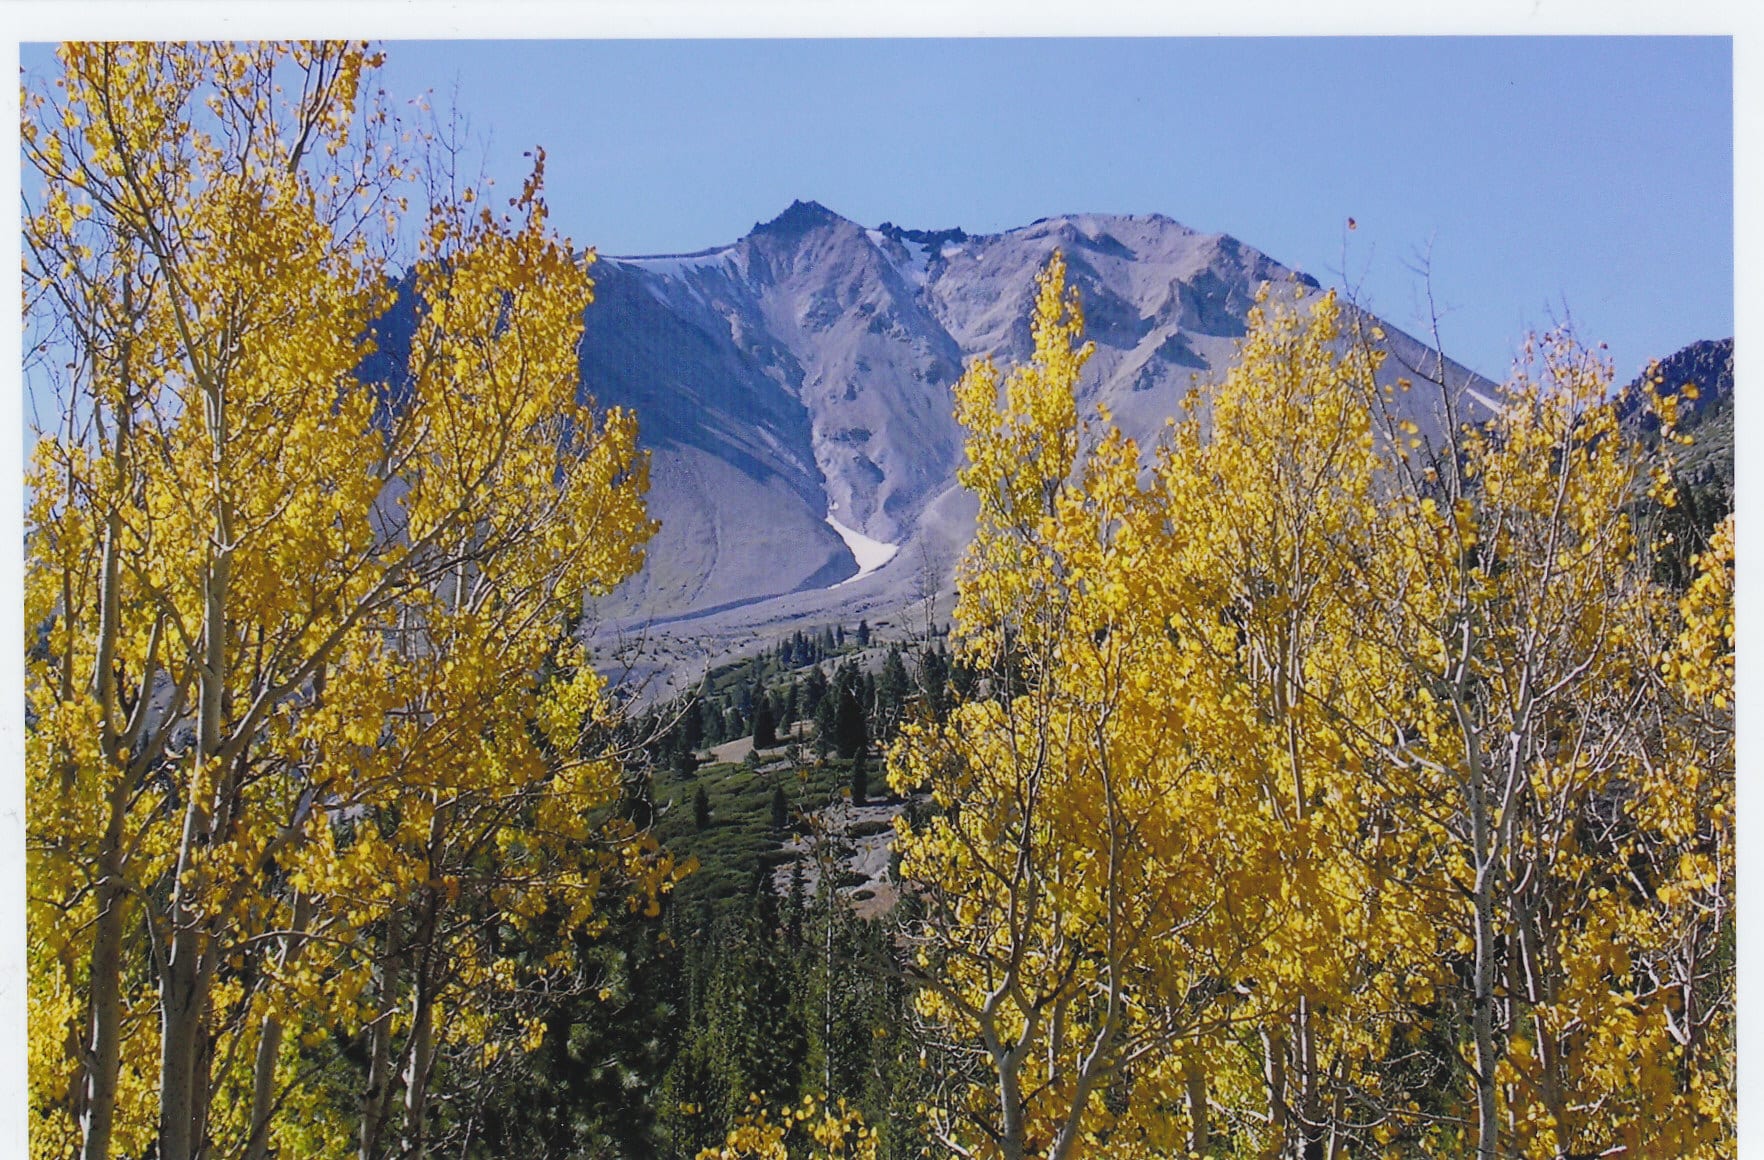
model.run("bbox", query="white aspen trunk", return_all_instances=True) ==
[1466,745,1501,1160]
[1442,607,1502,1160]
[158,600,225,1160]
[997,1045,1027,1160]
[243,891,313,1160]
[359,915,403,1160]
[79,796,127,1160]
[1184,1051,1210,1156]
[399,884,442,1160]
[80,505,127,1160]
[81,321,137,1160]
[1048,1026,1118,1160]
[400,974,436,1160]
[158,818,209,1160]
[1262,1028,1288,1160]
[1298,998,1325,1160]
[161,378,232,1160]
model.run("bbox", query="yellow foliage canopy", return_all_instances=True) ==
[24,41,670,1160]
[889,256,1734,1159]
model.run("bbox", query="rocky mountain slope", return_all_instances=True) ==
[571,202,1496,693]
[1620,337,1735,489]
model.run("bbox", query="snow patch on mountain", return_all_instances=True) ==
[1465,386,1501,411]
[615,247,737,278]
[868,229,935,289]
[825,513,899,585]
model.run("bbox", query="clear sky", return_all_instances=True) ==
[352,36,1734,384]
[12,34,1736,383]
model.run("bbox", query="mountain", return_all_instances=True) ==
[1612,337,1735,591]
[568,202,1495,693]
[1619,336,1735,492]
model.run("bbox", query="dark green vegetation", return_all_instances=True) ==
[435,626,959,1158]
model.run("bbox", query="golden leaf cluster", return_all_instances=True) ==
[887,256,1734,1159]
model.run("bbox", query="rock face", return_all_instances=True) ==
[1617,337,1735,540]
[1619,337,1735,482]
[569,201,1495,690]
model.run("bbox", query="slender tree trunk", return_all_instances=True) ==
[243,1012,285,1160]
[1531,1007,1571,1147]
[161,492,231,1160]
[1048,1023,1116,1160]
[1184,1050,1210,1157]
[79,772,128,1160]
[244,892,313,1160]
[996,1045,1026,1160]
[1445,613,1502,1160]
[1262,1028,1288,1160]
[157,905,205,1160]
[400,971,436,1160]
[398,881,441,1156]
[821,873,835,1095]
[1470,820,1501,1158]
[1297,998,1324,1160]
[359,916,403,1160]
[159,766,216,1160]
[399,883,442,1160]
[81,412,129,1160]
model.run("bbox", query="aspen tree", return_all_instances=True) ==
[891,258,1734,1158]
[1330,331,1735,1158]
[1146,287,1444,1159]
[889,255,1250,1159]
[24,42,665,1160]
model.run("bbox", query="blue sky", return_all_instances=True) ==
[13,35,1735,382]
[354,36,1734,383]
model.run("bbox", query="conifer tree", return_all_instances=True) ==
[917,647,950,723]
[752,695,777,750]
[877,647,910,740]
[814,692,838,761]
[804,666,830,717]
[833,677,868,762]
[850,750,869,806]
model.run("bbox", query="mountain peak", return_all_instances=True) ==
[752,199,846,239]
